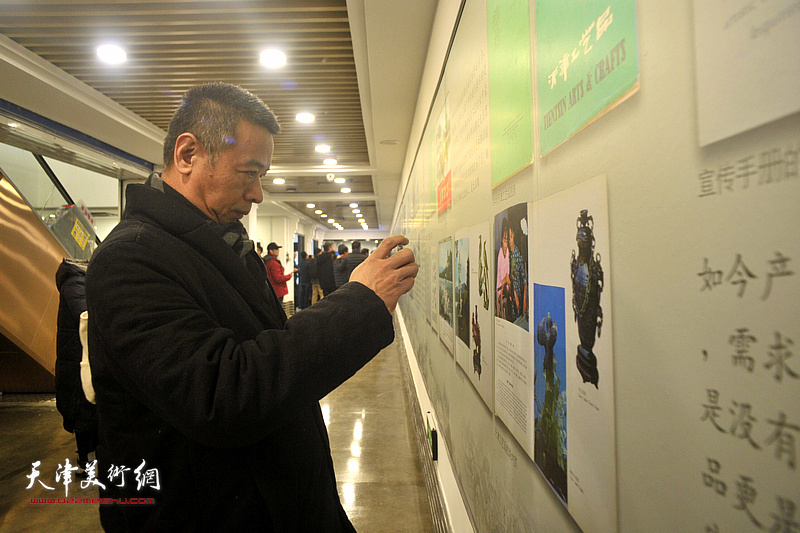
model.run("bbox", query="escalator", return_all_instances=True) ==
[0,116,150,393]
[0,170,71,392]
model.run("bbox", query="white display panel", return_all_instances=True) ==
[533,174,616,531]
[439,236,456,352]
[693,0,800,146]
[454,228,471,371]
[466,221,494,411]
[493,202,534,458]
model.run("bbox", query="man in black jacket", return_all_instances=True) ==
[344,240,367,278]
[295,251,311,309]
[334,244,349,289]
[85,82,417,531]
[316,242,337,296]
[308,248,324,304]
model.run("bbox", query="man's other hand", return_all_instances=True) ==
[349,235,418,312]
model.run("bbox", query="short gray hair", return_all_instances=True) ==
[163,82,280,168]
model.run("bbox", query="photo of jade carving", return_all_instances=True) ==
[478,234,490,311]
[471,305,482,378]
[534,284,567,504]
[570,209,604,388]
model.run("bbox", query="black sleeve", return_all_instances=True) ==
[86,239,394,448]
[60,273,87,320]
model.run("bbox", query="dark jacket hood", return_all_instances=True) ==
[55,258,89,290]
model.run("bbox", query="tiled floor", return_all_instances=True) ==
[0,336,434,532]
[324,338,435,532]
[0,393,57,403]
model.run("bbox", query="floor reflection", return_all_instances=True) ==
[323,339,435,532]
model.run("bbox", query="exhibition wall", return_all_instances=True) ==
[392,1,799,531]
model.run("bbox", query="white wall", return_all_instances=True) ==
[393,1,799,532]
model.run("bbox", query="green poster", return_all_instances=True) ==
[536,0,639,155]
[487,0,534,188]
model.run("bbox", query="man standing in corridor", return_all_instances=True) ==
[85,82,418,531]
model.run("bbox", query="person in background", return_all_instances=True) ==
[256,243,264,259]
[362,247,369,257]
[265,242,297,303]
[296,251,311,310]
[85,82,418,531]
[54,257,98,475]
[344,240,367,279]
[308,248,324,304]
[317,242,337,296]
[334,243,349,289]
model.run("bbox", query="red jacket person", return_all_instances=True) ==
[264,242,295,301]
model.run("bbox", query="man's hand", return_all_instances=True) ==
[349,235,418,312]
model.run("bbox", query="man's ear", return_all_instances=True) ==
[173,133,200,175]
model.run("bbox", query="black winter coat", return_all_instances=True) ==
[54,258,97,433]
[344,251,366,277]
[86,180,394,531]
[316,250,337,293]
[296,256,310,285]
[334,255,349,288]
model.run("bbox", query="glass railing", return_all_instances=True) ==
[0,142,97,260]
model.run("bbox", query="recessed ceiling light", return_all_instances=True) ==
[334,177,346,184]
[349,203,358,208]
[323,158,337,166]
[314,209,323,214]
[315,144,331,153]
[358,218,365,223]
[352,209,360,214]
[296,112,315,123]
[97,44,127,64]
[306,203,315,208]
[8,122,18,128]
[321,214,327,218]
[260,49,286,68]
[272,177,285,185]
[340,188,351,194]
[328,219,335,224]
[337,227,344,231]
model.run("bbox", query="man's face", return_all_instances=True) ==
[269,248,280,257]
[194,121,274,224]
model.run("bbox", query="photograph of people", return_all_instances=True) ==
[495,203,529,331]
[508,220,528,330]
[496,217,511,320]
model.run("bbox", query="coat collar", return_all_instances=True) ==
[123,181,286,327]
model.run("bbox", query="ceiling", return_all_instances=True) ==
[0,0,437,233]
